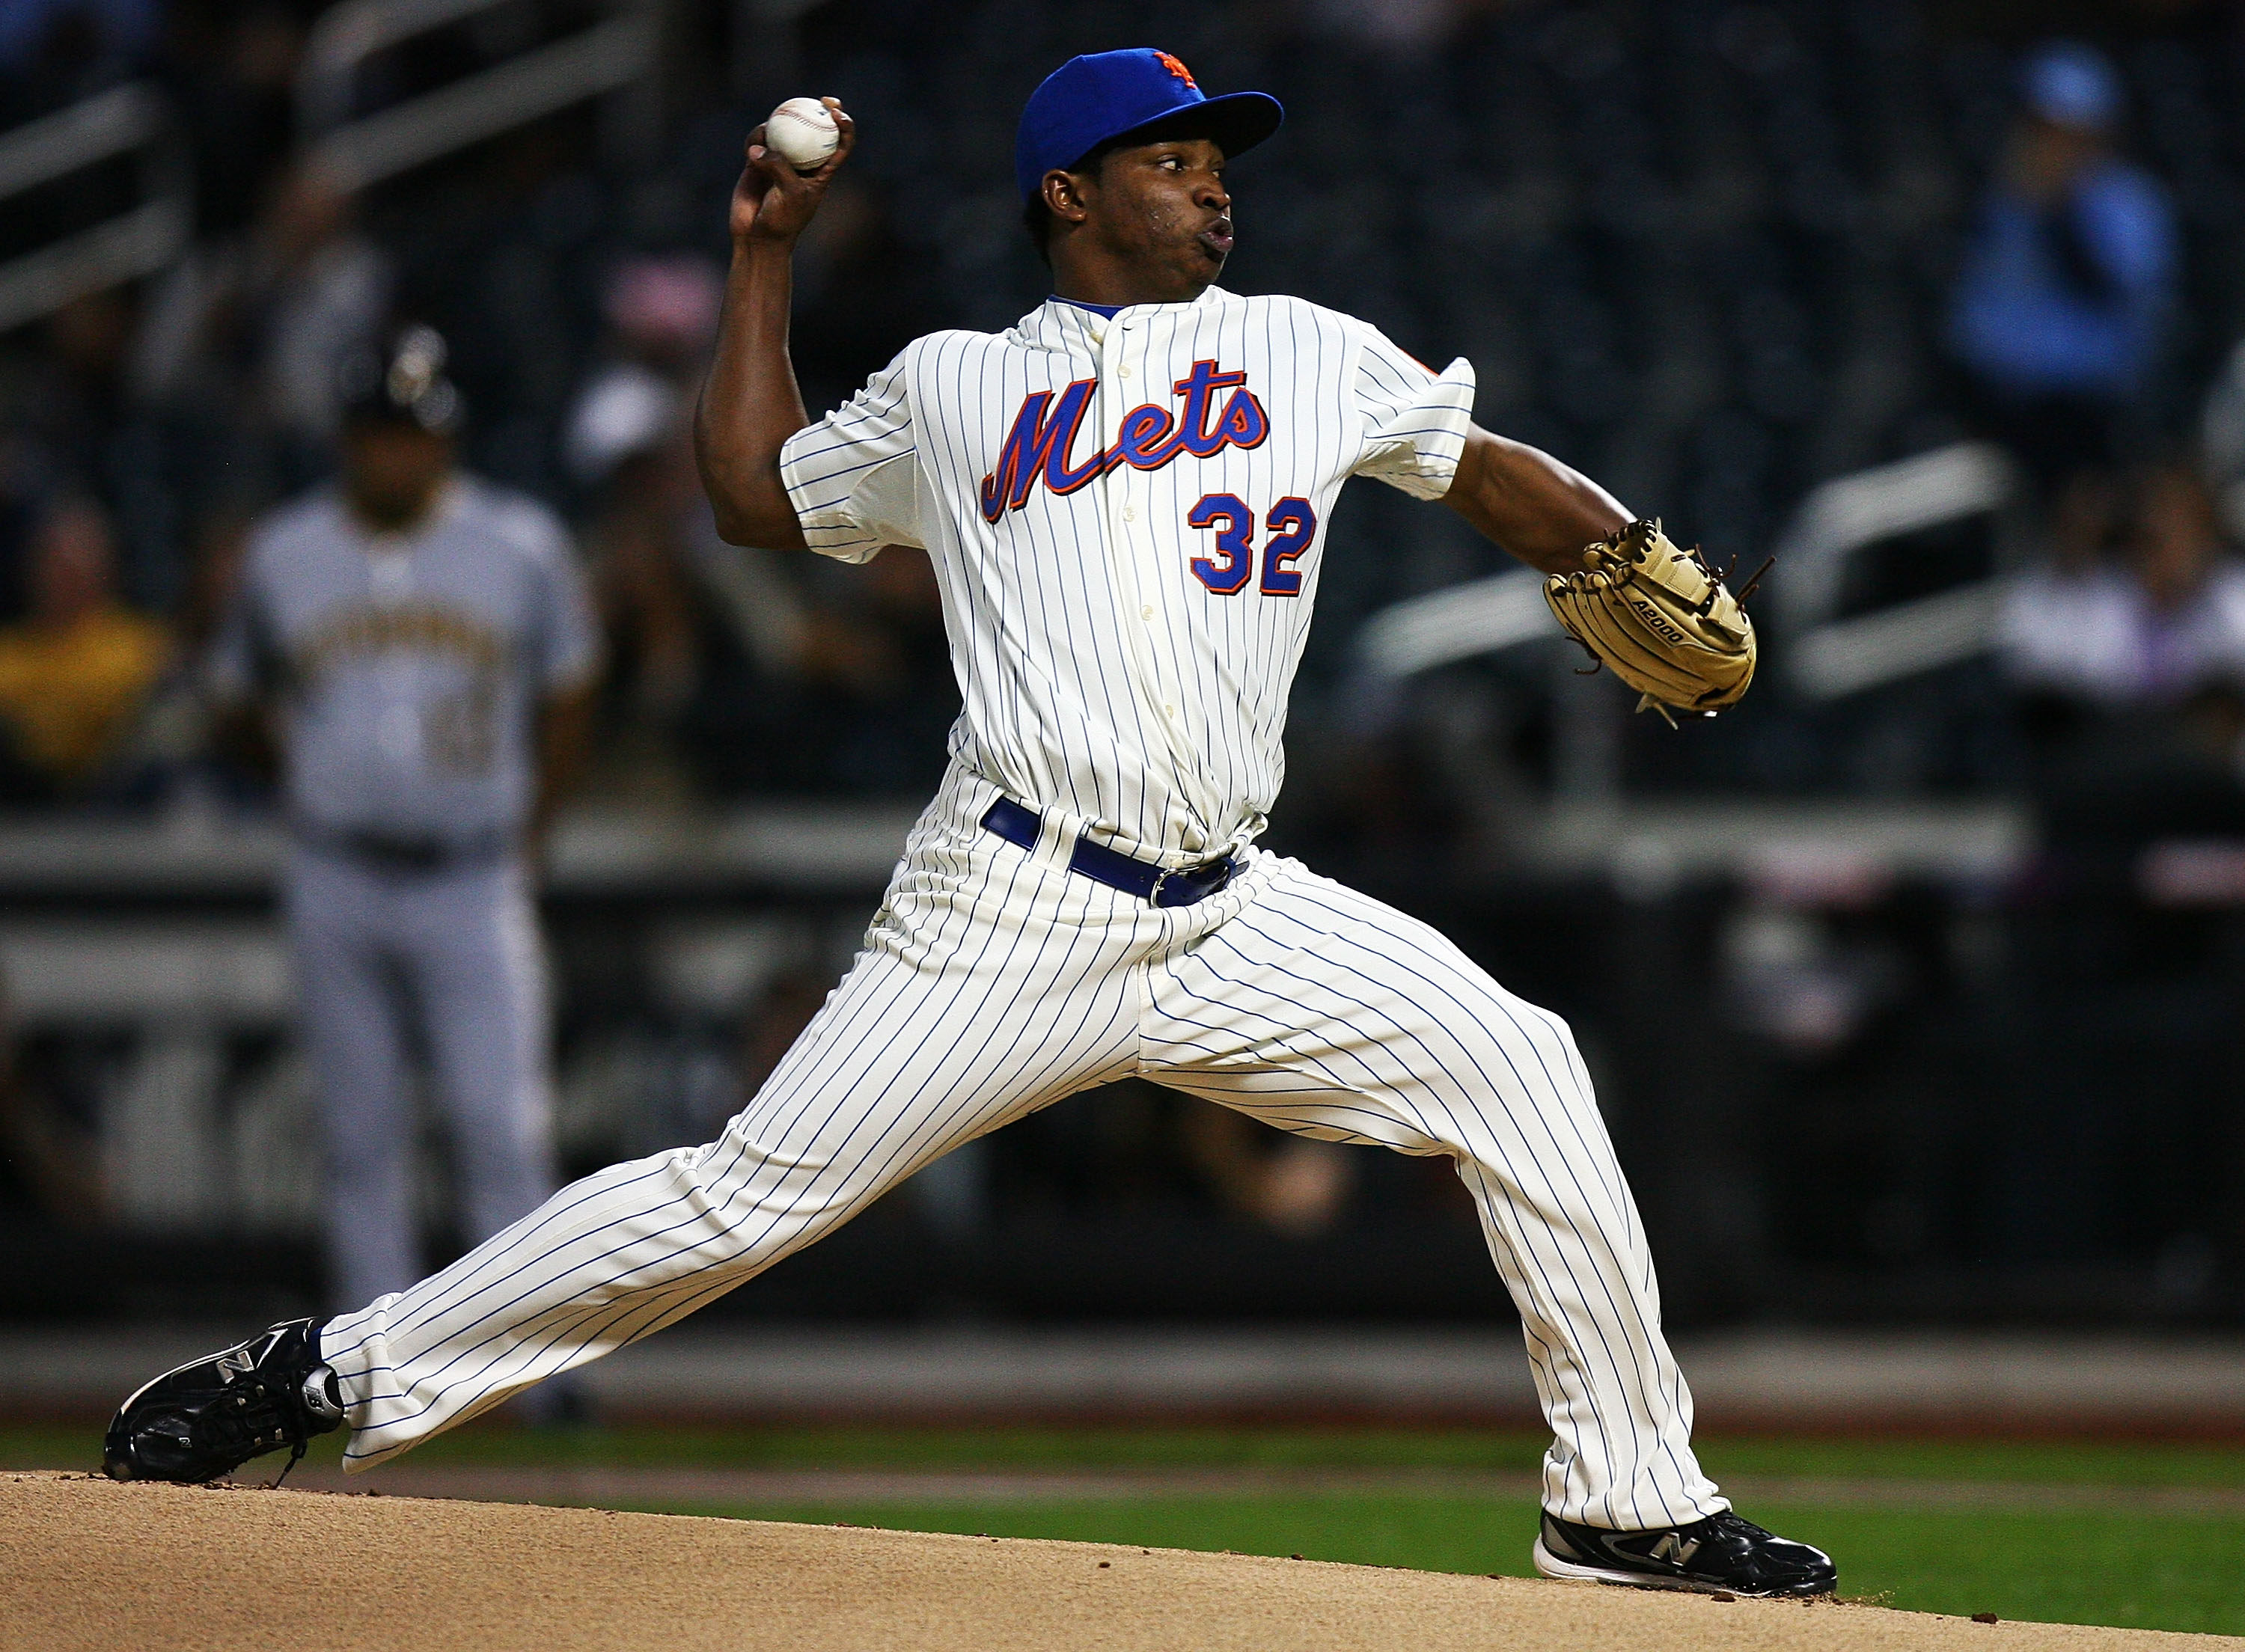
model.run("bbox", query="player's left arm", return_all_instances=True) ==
[1439,425,1630,575]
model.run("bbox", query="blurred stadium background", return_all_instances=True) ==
[6,0,2245,1466]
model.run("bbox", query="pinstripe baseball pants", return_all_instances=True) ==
[322,763,1726,1528]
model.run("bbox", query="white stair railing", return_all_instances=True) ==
[297,0,661,192]
[0,82,189,334]
[1774,441,2018,700]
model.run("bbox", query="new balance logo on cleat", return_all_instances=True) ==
[1648,1532,1702,1567]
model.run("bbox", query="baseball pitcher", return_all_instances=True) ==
[107,51,1822,1597]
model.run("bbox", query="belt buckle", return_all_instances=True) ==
[1149,855,1226,908]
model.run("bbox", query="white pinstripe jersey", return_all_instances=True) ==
[778,287,1475,864]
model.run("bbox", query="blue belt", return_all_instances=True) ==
[981,797,1238,908]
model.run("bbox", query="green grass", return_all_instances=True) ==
[1753,1502,2245,1636]
[17,1424,2245,1634]
[1702,1436,2245,1490]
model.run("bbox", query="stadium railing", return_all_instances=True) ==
[296,0,662,192]
[1776,441,2018,700]
[0,82,189,334]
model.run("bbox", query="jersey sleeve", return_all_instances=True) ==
[778,349,923,563]
[1350,325,1476,500]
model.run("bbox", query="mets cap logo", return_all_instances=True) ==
[1155,51,1197,89]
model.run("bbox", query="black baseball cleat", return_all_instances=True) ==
[103,1318,345,1484]
[1533,1509,1836,1597]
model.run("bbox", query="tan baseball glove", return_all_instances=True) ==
[1542,519,1765,726]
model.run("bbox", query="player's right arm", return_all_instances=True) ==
[694,99,855,551]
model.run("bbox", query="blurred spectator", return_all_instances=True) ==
[2002,459,2245,866]
[0,494,171,802]
[448,215,957,807]
[2001,461,2245,729]
[1998,461,2245,1039]
[1996,462,2245,1267]
[1949,42,2176,494]
[577,483,703,804]
[0,290,159,605]
[563,256,719,492]
[681,528,957,799]
[813,545,958,796]
[564,257,721,803]
[135,164,393,497]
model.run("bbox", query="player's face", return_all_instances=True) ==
[1078,136,1232,300]
[342,421,454,532]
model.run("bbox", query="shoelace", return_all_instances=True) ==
[192,1374,314,1486]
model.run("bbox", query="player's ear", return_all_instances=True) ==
[1042,168,1090,227]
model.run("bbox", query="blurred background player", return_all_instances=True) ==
[206,325,600,1311]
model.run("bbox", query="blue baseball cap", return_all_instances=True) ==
[1015,49,1283,206]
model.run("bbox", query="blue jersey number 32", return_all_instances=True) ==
[1187,495,1317,597]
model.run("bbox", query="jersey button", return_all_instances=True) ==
[1141,605,1153,620]
[1117,364,1133,379]
[1121,506,1138,523]
[1164,704,1176,719]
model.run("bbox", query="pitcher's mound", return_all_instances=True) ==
[1,1471,2225,1651]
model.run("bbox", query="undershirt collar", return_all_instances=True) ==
[1052,296,1125,319]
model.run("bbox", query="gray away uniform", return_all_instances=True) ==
[213,480,600,1308]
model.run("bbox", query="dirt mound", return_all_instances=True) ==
[1,1472,2226,1651]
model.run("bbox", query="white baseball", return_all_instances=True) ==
[766,97,840,172]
